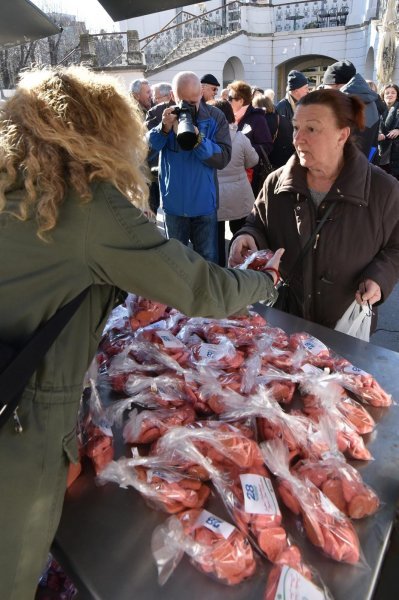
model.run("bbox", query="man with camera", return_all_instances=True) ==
[148,71,231,262]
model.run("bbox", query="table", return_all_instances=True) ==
[53,307,399,600]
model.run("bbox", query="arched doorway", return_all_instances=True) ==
[223,56,245,87]
[365,47,375,81]
[276,54,337,99]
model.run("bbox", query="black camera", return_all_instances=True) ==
[171,101,198,150]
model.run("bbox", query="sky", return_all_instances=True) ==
[31,0,117,32]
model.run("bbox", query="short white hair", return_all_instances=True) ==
[151,82,172,97]
[129,78,149,95]
[172,71,200,99]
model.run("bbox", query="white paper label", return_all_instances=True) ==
[301,364,324,376]
[155,330,184,349]
[301,336,328,355]
[343,364,369,377]
[275,566,325,600]
[198,343,226,360]
[194,509,235,540]
[142,319,168,331]
[240,474,281,516]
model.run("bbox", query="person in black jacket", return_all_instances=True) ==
[378,83,399,178]
[323,60,380,160]
[145,83,175,214]
[274,70,309,167]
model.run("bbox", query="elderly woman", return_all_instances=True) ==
[378,83,399,178]
[0,66,283,600]
[229,89,399,330]
[228,80,272,196]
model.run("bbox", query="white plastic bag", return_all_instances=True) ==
[334,301,371,342]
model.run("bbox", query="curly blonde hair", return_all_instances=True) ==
[0,66,149,239]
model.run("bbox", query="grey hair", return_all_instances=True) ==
[152,82,172,97]
[172,71,200,99]
[129,78,149,95]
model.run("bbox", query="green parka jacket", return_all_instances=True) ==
[0,180,276,403]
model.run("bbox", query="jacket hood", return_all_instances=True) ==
[340,73,379,105]
[273,143,371,206]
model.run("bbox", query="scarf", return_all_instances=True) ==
[234,104,249,124]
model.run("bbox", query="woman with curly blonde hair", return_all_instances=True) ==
[0,66,282,600]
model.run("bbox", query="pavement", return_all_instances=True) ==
[370,282,399,353]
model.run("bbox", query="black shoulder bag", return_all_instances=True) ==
[0,287,89,432]
[273,201,337,316]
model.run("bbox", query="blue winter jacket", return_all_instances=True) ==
[148,102,231,217]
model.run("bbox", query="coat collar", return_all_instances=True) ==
[273,144,370,206]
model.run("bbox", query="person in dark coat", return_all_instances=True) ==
[229,89,399,331]
[323,60,380,160]
[273,70,309,168]
[228,80,272,196]
[378,84,399,178]
[145,83,175,214]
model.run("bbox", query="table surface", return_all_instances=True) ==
[53,306,399,600]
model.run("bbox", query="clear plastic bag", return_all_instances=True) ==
[154,425,306,568]
[261,439,362,565]
[293,414,379,518]
[122,406,196,444]
[151,509,257,585]
[97,456,210,514]
[125,294,168,331]
[219,386,329,462]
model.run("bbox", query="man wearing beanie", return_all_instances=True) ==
[272,70,309,167]
[323,59,380,159]
[201,74,220,102]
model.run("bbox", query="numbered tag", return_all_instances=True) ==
[240,474,280,515]
[155,330,184,349]
[301,336,328,355]
[146,469,182,484]
[194,509,235,540]
[343,363,369,377]
[274,566,326,600]
[198,343,226,360]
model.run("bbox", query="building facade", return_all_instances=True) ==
[109,0,397,99]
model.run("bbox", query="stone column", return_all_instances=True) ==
[80,33,97,67]
[126,30,144,66]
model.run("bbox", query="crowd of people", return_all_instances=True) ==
[133,61,399,283]
[1,59,399,600]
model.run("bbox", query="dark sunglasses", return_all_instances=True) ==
[228,95,238,102]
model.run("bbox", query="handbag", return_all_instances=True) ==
[0,287,89,431]
[273,201,337,316]
[257,146,274,184]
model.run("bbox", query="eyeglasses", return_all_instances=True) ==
[204,85,218,92]
[228,95,239,102]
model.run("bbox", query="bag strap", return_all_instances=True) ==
[272,114,280,142]
[283,200,337,286]
[0,287,90,429]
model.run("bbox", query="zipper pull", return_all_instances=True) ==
[13,408,23,433]
[313,233,320,250]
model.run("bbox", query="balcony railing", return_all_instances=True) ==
[274,0,351,32]
[139,2,242,70]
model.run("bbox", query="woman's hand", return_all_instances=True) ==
[378,133,386,142]
[228,235,258,267]
[387,129,399,139]
[355,279,381,306]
